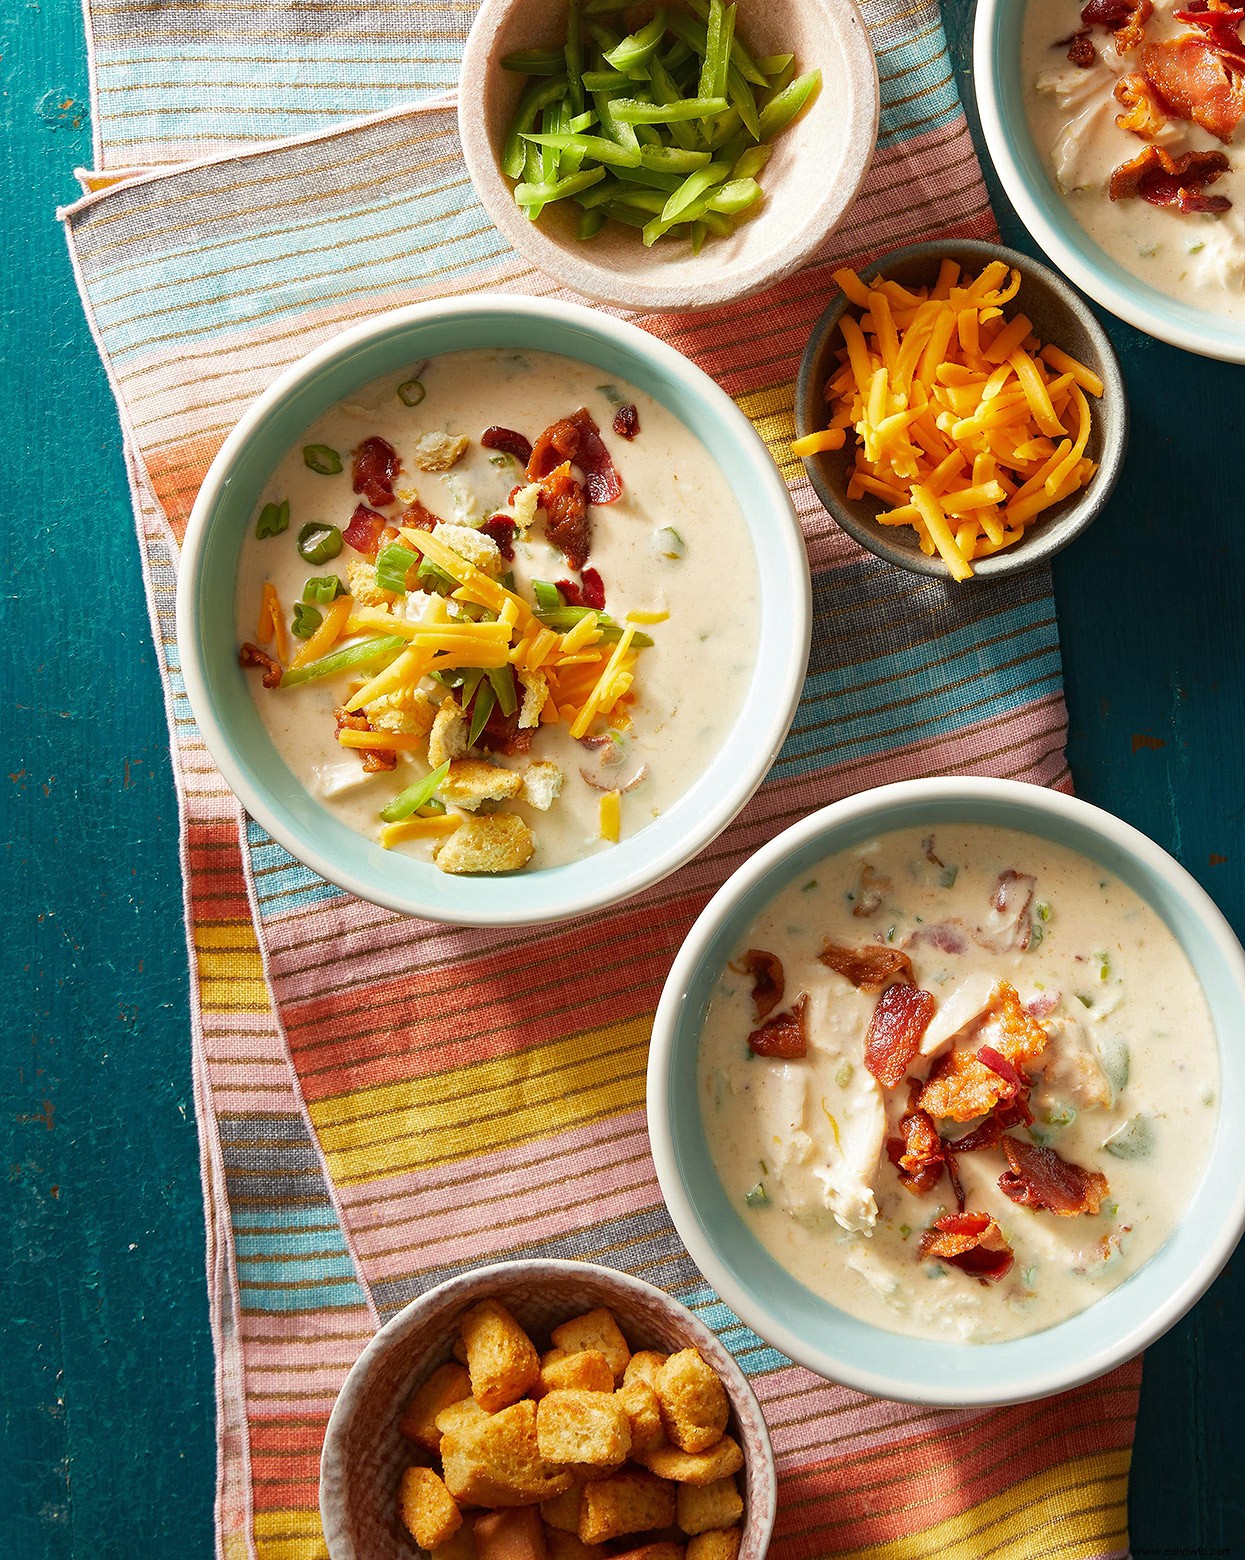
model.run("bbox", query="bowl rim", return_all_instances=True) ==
[794,236,1129,579]
[175,293,811,926]
[456,0,880,312]
[647,775,1245,1406]
[973,0,1245,364]
[319,1257,778,1560]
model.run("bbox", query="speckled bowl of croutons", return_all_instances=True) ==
[320,1261,776,1560]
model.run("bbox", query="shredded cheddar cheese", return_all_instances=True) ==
[599,789,621,843]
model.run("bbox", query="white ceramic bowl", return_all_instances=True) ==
[176,295,810,926]
[974,0,1245,362]
[320,1260,777,1560]
[458,0,879,312]
[648,777,1245,1406]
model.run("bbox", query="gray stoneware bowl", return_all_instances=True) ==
[795,238,1129,580]
[320,1260,777,1560]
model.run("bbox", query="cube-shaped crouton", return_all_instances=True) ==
[540,1350,615,1397]
[551,1310,631,1385]
[433,1525,478,1560]
[520,757,562,804]
[517,678,551,735]
[440,759,524,812]
[429,700,471,768]
[441,1399,571,1507]
[675,1478,743,1536]
[399,1466,463,1551]
[577,1469,676,1545]
[539,1484,584,1535]
[436,1399,490,1439]
[635,1437,743,1487]
[435,813,535,876]
[686,1530,741,1560]
[401,1363,473,1453]
[612,1545,686,1560]
[655,1352,728,1454]
[474,1507,547,1560]
[537,1390,631,1468]
[623,1353,668,1390]
[460,1300,541,1411]
[415,433,471,474]
[617,1379,666,1456]
[544,1530,603,1560]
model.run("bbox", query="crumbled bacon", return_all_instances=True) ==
[945,1113,1007,1154]
[580,567,606,610]
[567,408,622,505]
[737,949,784,1021]
[851,862,890,918]
[239,642,282,689]
[864,983,936,1088]
[613,403,640,440]
[1067,27,1098,66]
[555,578,583,607]
[818,942,913,991]
[473,688,535,757]
[977,869,1037,952]
[527,415,581,481]
[397,497,440,533]
[998,1137,1109,1217]
[1141,35,1245,141]
[994,980,1054,1067]
[334,706,397,772]
[886,1083,945,1196]
[919,1047,1014,1123]
[1109,142,1233,211]
[538,462,591,570]
[918,1212,1014,1283]
[1175,3,1245,71]
[481,515,516,561]
[914,921,968,956]
[352,435,401,508]
[481,425,533,464]
[343,503,390,559]
[1114,73,1168,137]
[945,1152,967,1214]
[977,1044,1034,1125]
[747,994,807,1059]
[1081,0,1135,26]
[1115,0,1154,51]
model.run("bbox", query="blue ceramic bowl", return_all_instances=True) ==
[648,777,1245,1406]
[176,296,810,926]
[974,0,1245,363]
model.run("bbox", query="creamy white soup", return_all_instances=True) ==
[1024,1,1245,318]
[698,824,1219,1343]
[234,350,759,874]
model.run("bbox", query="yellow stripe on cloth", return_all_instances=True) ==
[734,384,800,483]
[194,920,270,1012]
[308,1016,651,1185]
[833,1449,1130,1560]
[253,1508,326,1560]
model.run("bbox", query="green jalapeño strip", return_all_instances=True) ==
[279,635,406,689]
[500,0,820,249]
[379,760,451,823]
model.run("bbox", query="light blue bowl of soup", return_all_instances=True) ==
[974,0,1245,362]
[177,296,810,926]
[648,777,1245,1406]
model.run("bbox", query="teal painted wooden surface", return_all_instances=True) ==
[2,1,1241,1554]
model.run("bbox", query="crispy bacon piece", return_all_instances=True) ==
[1114,73,1168,136]
[886,1083,945,1196]
[918,1212,1014,1283]
[1067,27,1098,66]
[555,578,584,607]
[1081,0,1135,26]
[945,1152,967,1213]
[1175,3,1245,71]
[1110,143,1233,211]
[818,942,913,992]
[864,983,936,1088]
[919,1047,1012,1123]
[914,920,968,956]
[977,1044,1034,1125]
[920,982,1047,1123]
[481,425,533,464]
[567,408,622,504]
[1141,35,1245,141]
[527,415,581,481]
[580,567,606,610]
[352,435,401,508]
[613,403,640,440]
[1078,0,1153,49]
[1116,0,1154,51]
[998,1138,1109,1217]
[995,980,1054,1067]
[397,497,440,533]
[736,949,784,1021]
[538,461,591,570]
[747,994,808,1059]
[334,707,397,772]
[481,515,516,561]
[472,689,535,757]
[239,642,282,689]
[343,503,389,559]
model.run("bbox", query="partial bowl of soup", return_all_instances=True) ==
[976,0,1245,362]
[648,776,1245,1406]
[177,295,810,925]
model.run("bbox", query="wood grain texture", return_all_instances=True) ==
[2,1,1241,1555]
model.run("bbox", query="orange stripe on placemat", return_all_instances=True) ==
[249,1419,330,1454]
[146,432,227,539]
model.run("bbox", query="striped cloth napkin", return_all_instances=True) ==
[62,2,1140,1556]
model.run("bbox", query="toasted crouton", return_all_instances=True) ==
[436,522,503,573]
[520,759,563,810]
[346,558,394,607]
[461,1300,541,1411]
[474,1507,548,1560]
[436,1398,490,1438]
[540,1350,614,1396]
[686,1531,741,1560]
[517,671,549,731]
[368,690,436,737]
[544,1530,604,1560]
[399,1466,464,1550]
[578,1470,676,1545]
[635,1437,743,1488]
[429,699,471,768]
[539,1483,584,1535]
[537,1390,631,1468]
[434,813,535,876]
[612,1545,685,1560]
[675,1478,742,1536]
[622,1353,668,1390]
[434,1524,479,1560]
[654,1352,728,1455]
[550,1310,631,1385]
[441,1399,571,1508]
[441,759,525,811]
[617,1378,666,1456]
[509,483,543,533]
[400,1362,473,1452]
[416,432,471,472]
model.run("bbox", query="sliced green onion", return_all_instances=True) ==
[762,56,796,97]
[380,760,451,823]
[419,797,448,817]
[532,580,565,612]
[533,606,653,646]
[303,444,343,475]
[297,522,344,565]
[606,202,653,230]
[611,95,727,123]
[397,378,426,407]
[487,665,519,717]
[468,681,497,746]
[502,48,566,74]
[615,163,684,193]
[291,602,323,639]
[375,542,419,594]
[757,67,820,139]
[714,3,736,101]
[303,574,345,604]
[744,1182,770,1209]
[255,499,289,539]
[279,634,405,688]
[569,110,596,131]
[418,558,459,594]
[522,131,641,167]
[690,220,708,254]
[647,53,698,151]
[503,75,569,179]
